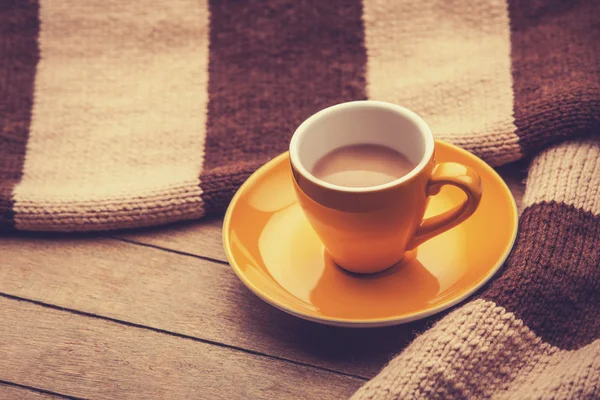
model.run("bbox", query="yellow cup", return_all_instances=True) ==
[289,101,482,274]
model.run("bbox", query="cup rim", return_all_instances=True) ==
[289,100,435,193]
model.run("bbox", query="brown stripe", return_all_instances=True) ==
[200,0,367,214]
[0,0,39,231]
[481,201,600,349]
[508,0,600,155]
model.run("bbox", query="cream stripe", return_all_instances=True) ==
[498,340,600,400]
[14,0,209,231]
[353,299,600,399]
[523,138,600,215]
[362,0,521,166]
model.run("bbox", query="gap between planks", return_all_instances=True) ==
[0,380,79,399]
[0,291,367,382]
[0,157,527,398]
[0,235,419,379]
[0,296,363,400]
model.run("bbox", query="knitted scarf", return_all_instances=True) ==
[1,0,598,397]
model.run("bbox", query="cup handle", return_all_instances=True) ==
[407,162,482,250]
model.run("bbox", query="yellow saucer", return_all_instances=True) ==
[223,141,518,327]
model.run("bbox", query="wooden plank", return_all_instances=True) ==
[115,216,226,261]
[0,235,423,378]
[0,383,66,399]
[0,297,363,399]
[114,166,526,261]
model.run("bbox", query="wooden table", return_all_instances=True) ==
[0,166,525,399]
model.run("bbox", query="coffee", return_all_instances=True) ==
[311,144,415,188]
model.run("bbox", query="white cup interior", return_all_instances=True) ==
[290,101,434,191]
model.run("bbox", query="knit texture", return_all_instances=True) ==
[1,0,599,398]
[352,139,600,399]
[2,0,598,231]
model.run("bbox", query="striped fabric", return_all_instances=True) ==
[353,139,600,398]
[0,0,598,397]
[1,0,597,231]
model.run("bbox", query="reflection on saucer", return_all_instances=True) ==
[310,253,439,319]
[224,142,518,326]
[259,202,441,319]
[248,164,296,212]
[259,204,324,303]
[418,184,469,292]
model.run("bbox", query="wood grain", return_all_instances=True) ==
[0,235,425,378]
[115,216,226,261]
[0,383,65,399]
[0,297,362,400]
[114,166,526,261]
[0,165,525,393]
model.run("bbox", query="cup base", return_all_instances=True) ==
[328,250,418,277]
[223,142,518,326]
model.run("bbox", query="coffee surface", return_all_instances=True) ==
[311,144,415,188]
